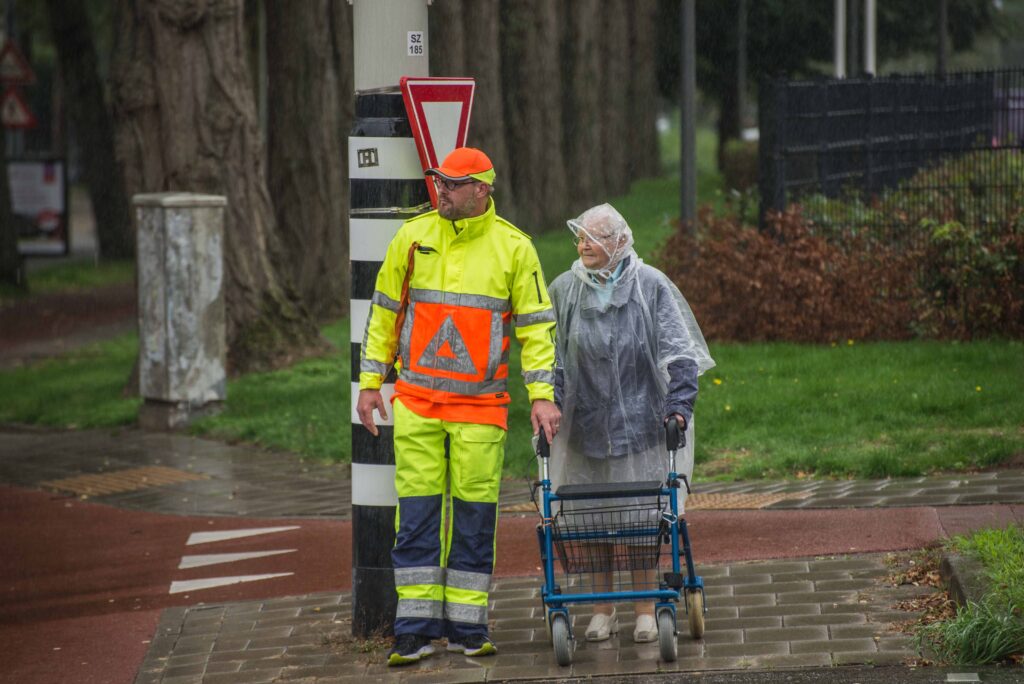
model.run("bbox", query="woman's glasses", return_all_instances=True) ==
[573,233,615,246]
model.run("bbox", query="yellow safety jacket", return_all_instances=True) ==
[359,199,556,426]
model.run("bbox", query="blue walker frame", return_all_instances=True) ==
[534,421,705,661]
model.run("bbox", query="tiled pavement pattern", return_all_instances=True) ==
[500,470,1024,512]
[3,428,1023,519]
[0,428,350,518]
[134,554,924,684]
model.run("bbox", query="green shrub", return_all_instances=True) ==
[917,524,1024,665]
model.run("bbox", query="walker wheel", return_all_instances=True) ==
[686,589,705,639]
[551,613,573,666]
[657,608,677,662]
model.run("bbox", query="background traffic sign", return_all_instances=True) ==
[1,87,37,129]
[0,40,36,86]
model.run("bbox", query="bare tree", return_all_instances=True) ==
[0,138,26,290]
[44,0,133,259]
[111,0,320,373]
[561,0,606,215]
[602,0,631,198]
[501,0,568,233]
[429,0,465,76]
[461,1,516,223]
[629,0,661,178]
[266,0,351,322]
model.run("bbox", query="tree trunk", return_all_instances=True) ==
[716,65,741,171]
[709,0,740,171]
[501,0,567,233]
[111,0,320,374]
[45,0,134,259]
[462,1,516,223]
[561,0,605,215]
[602,0,632,198]
[429,0,465,76]
[0,139,26,291]
[629,0,661,179]
[266,0,350,323]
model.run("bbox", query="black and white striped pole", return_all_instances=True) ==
[349,0,431,638]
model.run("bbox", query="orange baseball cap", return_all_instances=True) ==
[426,147,496,185]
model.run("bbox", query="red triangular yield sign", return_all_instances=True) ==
[1,88,37,129]
[400,77,475,208]
[0,41,35,86]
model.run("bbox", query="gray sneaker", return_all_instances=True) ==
[446,634,497,657]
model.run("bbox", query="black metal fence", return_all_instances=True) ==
[759,69,1024,247]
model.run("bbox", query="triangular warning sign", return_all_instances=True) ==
[1,88,37,129]
[0,41,35,86]
[399,76,475,208]
[417,315,477,375]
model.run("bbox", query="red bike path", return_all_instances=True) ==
[2,484,1021,684]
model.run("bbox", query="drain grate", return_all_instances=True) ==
[42,466,208,497]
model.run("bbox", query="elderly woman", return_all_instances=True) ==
[547,203,714,643]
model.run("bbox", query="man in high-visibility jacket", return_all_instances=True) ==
[357,147,561,666]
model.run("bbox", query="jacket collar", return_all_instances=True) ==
[450,198,495,237]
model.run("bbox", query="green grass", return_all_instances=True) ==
[501,339,1024,480]
[189,320,349,460]
[0,259,134,303]
[0,333,141,427]
[918,525,1024,665]
[6,326,1020,482]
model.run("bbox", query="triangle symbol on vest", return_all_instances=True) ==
[417,315,477,375]
[436,339,456,359]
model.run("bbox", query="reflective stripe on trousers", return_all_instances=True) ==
[392,399,505,639]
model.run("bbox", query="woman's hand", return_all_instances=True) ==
[664,413,687,431]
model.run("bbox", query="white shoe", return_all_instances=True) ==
[633,614,657,643]
[584,609,618,642]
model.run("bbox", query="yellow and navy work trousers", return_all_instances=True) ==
[391,399,506,640]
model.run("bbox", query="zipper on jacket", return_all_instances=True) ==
[532,270,542,303]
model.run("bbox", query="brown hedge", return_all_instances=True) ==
[658,207,1024,343]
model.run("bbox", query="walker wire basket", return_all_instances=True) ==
[549,483,669,594]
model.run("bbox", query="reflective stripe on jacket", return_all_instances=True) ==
[359,199,556,411]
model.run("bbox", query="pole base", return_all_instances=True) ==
[352,566,397,637]
[138,399,223,431]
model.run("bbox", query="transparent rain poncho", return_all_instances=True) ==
[548,204,715,514]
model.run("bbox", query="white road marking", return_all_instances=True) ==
[946,675,981,683]
[178,549,297,569]
[169,573,293,594]
[186,526,299,546]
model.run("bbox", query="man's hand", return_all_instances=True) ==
[531,399,561,444]
[357,389,388,436]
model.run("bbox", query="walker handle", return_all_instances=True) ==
[666,418,685,451]
[536,430,551,460]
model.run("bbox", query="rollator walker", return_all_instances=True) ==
[534,420,705,665]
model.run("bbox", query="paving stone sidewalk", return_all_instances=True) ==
[3,428,1023,519]
[134,554,925,684]
[4,427,1021,682]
